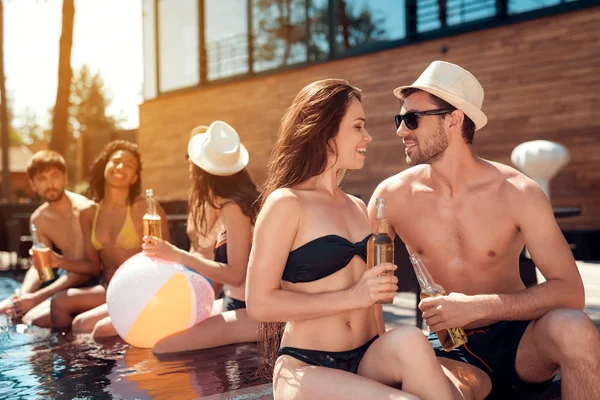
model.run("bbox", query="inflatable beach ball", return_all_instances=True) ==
[107,253,214,348]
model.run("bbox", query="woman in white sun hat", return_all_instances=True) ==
[144,120,259,354]
[183,124,224,299]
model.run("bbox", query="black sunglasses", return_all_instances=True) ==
[394,108,454,130]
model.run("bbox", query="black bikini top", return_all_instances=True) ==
[214,231,227,264]
[282,234,371,283]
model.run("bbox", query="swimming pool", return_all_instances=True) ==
[0,276,267,399]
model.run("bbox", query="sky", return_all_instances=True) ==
[4,0,143,132]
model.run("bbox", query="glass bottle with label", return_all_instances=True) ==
[30,224,55,282]
[367,198,395,304]
[143,189,162,239]
[409,252,468,351]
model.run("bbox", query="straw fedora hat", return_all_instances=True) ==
[187,121,249,176]
[393,61,488,131]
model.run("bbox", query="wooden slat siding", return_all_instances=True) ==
[139,7,600,230]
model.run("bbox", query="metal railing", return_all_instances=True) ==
[150,0,594,92]
[416,0,497,32]
[206,34,250,81]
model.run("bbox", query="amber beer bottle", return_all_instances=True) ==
[143,189,162,239]
[367,198,394,304]
[30,224,55,282]
[408,253,468,351]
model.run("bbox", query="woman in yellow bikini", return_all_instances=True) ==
[50,140,169,340]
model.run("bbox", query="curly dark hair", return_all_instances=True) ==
[86,140,142,204]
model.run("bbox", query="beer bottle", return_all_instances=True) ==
[30,224,55,282]
[409,252,468,351]
[367,198,395,304]
[143,189,162,239]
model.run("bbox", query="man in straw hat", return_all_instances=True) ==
[368,61,599,399]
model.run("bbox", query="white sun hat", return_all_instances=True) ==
[393,61,488,131]
[187,121,249,176]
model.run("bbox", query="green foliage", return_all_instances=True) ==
[9,129,23,145]
[0,98,29,145]
[253,0,388,67]
[14,108,48,145]
[62,66,122,185]
[69,65,121,139]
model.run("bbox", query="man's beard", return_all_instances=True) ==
[43,189,65,203]
[406,122,449,166]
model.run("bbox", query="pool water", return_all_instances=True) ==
[0,276,266,399]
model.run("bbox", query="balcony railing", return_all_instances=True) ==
[148,0,596,96]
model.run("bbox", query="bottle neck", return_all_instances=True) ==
[374,204,388,235]
[30,225,44,247]
[374,217,389,235]
[31,230,40,246]
[409,253,437,291]
[146,195,156,215]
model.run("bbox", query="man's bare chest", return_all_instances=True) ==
[391,195,521,264]
[41,212,83,255]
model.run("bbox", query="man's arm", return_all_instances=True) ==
[16,211,91,313]
[32,208,98,276]
[50,254,97,275]
[422,178,585,331]
[38,211,98,276]
[12,272,90,316]
[478,179,584,320]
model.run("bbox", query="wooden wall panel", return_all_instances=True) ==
[139,8,600,230]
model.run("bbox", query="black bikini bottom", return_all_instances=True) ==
[222,295,246,312]
[277,335,378,374]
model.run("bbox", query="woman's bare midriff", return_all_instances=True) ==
[280,307,378,351]
[278,258,379,351]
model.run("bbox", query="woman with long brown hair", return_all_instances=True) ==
[184,125,224,298]
[144,121,259,354]
[246,79,454,399]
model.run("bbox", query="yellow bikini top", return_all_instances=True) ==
[91,201,142,251]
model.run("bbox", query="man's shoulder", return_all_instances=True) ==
[30,202,50,224]
[377,165,428,195]
[66,191,95,210]
[484,160,545,199]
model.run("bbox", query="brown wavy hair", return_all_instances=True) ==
[86,140,142,204]
[188,165,259,235]
[27,150,67,180]
[257,78,362,377]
